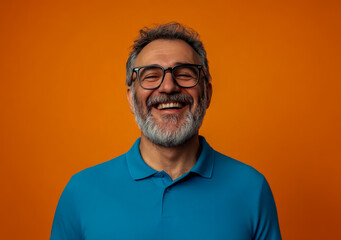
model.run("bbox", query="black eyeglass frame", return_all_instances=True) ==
[130,63,206,90]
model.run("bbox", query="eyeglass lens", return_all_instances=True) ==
[138,65,199,89]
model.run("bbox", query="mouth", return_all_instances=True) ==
[147,94,193,112]
[156,101,185,110]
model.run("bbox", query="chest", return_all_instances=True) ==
[80,177,254,240]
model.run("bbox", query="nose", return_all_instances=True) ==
[158,71,181,94]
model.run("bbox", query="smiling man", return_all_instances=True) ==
[126,38,211,180]
[50,23,282,240]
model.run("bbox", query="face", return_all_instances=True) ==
[127,39,212,147]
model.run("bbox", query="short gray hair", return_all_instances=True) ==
[126,22,211,86]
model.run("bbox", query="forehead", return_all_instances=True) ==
[134,39,200,67]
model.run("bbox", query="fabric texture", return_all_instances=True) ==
[50,137,282,240]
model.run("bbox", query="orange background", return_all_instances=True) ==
[1,0,340,239]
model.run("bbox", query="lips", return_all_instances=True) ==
[156,101,184,110]
[147,94,193,111]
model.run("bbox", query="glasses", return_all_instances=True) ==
[131,64,205,89]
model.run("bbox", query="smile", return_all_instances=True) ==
[156,101,184,110]
[147,94,193,112]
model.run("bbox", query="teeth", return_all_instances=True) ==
[157,102,182,110]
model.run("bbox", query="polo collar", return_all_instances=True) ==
[126,138,157,180]
[189,136,214,179]
[126,136,215,180]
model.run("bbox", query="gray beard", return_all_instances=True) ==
[132,85,208,147]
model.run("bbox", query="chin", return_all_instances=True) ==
[146,131,197,148]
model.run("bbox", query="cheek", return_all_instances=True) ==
[192,89,207,112]
[134,92,150,115]
[188,88,204,106]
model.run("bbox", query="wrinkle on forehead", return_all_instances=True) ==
[135,39,201,68]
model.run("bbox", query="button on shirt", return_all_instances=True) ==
[50,137,282,240]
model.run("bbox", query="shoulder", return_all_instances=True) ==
[213,150,264,181]
[210,150,268,196]
[209,150,276,213]
[66,153,129,192]
[200,136,266,187]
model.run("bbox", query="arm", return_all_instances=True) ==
[253,177,282,240]
[50,177,83,240]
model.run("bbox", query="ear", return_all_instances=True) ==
[205,82,212,109]
[127,87,135,114]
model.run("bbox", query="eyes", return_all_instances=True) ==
[140,66,198,82]
[132,64,203,89]
[142,71,162,82]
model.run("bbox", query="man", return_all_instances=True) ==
[50,23,282,240]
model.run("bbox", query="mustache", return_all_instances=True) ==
[146,94,193,109]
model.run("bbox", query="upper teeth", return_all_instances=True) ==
[157,102,182,110]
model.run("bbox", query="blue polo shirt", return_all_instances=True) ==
[50,137,281,240]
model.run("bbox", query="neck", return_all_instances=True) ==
[139,134,201,180]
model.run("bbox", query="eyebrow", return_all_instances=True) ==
[151,62,196,68]
[134,62,197,69]
[173,61,195,66]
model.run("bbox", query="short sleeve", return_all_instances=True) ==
[50,177,83,240]
[254,177,282,240]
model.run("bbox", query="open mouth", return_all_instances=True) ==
[155,101,185,110]
[147,94,193,112]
